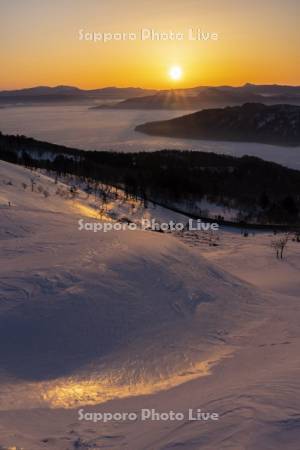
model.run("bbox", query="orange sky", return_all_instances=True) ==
[1,0,299,89]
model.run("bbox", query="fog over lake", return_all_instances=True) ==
[0,105,299,169]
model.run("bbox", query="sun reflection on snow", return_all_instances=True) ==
[0,351,231,410]
[40,349,231,409]
[71,201,113,222]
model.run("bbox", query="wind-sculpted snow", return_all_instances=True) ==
[0,160,300,450]
[0,160,259,410]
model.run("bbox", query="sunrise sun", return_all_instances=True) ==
[169,66,183,81]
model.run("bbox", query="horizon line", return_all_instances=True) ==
[1,82,300,92]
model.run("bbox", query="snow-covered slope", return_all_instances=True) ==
[0,160,300,450]
[0,161,256,407]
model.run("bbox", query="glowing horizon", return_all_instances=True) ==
[1,0,299,90]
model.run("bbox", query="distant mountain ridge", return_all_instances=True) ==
[103,84,300,110]
[135,103,300,146]
[1,84,300,106]
[0,85,157,104]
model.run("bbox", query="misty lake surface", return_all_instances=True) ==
[0,105,299,169]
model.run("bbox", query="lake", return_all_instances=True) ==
[0,104,299,169]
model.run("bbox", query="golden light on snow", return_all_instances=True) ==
[39,348,232,408]
[42,366,210,408]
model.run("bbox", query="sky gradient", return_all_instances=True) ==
[1,0,299,89]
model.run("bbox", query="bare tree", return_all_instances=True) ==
[69,185,78,199]
[93,182,99,201]
[98,203,107,219]
[30,176,36,192]
[271,233,289,259]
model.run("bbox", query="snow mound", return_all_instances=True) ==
[0,161,262,410]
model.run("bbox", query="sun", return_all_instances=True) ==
[169,65,183,81]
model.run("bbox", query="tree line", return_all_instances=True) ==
[0,132,300,225]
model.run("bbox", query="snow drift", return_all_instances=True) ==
[0,160,260,409]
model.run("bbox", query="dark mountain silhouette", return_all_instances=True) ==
[96,84,300,110]
[0,85,157,104]
[135,103,300,146]
[1,84,300,107]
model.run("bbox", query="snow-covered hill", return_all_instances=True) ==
[0,160,300,450]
